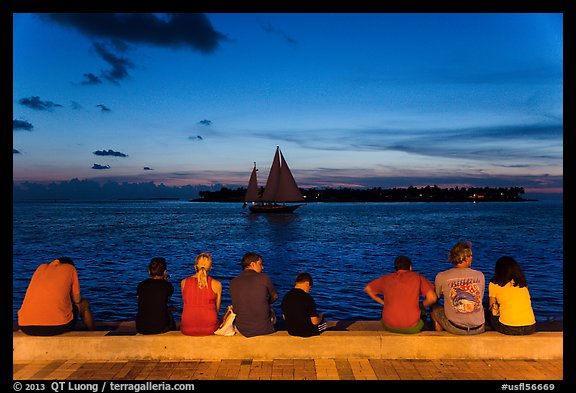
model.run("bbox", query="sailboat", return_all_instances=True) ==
[243,146,305,213]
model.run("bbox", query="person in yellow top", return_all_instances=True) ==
[488,256,536,335]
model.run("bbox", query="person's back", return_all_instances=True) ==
[18,257,95,336]
[365,256,436,333]
[281,272,326,337]
[431,241,485,335]
[435,267,485,324]
[488,256,536,335]
[136,257,175,335]
[19,260,78,327]
[181,276,219,335]
[230,252,278,337]
[180,252,221,336]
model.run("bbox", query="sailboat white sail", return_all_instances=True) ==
[243,146,305,213]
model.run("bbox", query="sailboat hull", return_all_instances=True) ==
[248,204,303,213]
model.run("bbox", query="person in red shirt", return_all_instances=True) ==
[18,257,95,336]
[180,252,222,336]
[364,255,437,333]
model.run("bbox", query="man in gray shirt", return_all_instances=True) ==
[230,252,278,337]
[430,241,485,335]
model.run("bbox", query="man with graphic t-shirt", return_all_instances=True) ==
[430,241,486,335]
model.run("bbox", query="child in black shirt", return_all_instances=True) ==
[136,257,175,334]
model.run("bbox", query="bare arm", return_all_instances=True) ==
[489,296,499,315]
[310,314,322,325]
[72,293,82,304]
[489,296,497,308]
[422,289,437,307]
[364,285,385,307]
[212,279,222,314]
[270,292,279,304]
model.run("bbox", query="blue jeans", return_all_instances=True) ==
[489,314,536,335]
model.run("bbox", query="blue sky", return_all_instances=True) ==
[12,13,563,195]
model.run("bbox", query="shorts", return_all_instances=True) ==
[19,304,78,336]
[431,304,485,335]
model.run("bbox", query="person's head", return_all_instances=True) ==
[57,257,75,266]
[149,257,167,277]
[448,241,473,266]
[194,252,212,289]
[294,271,313,292]
[393,255,412,271]
[491,256,528,288]
[241,252,263,272]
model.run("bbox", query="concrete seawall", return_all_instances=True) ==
[13,321,563,362]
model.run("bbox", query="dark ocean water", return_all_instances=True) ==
[13,200,563,323]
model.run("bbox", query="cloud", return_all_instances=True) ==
[80,72,102,85]
[295,169,564,191]
[261,22,297,46]
[93,149,128,157]
[41,14,228,86]
[435,66,562,85]
[13,178,215,201]
[13,119,34,131]
[42,13,228,54]
[19,96,63,111]
[92,164,111,170]
[13,149,21,154]
[198,119,212,126]
[96,104,111,112]
[254,121,563,164]
[92,41,135,84]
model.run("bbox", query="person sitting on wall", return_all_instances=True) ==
[18,257,95,336]
[430,241,486,335]
[136,257,176,334]
[229,252,278,337]
[488,256,536,335]
[282,271,327,337]
[365,255,437,333]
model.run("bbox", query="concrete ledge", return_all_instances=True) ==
[13,321,563,361]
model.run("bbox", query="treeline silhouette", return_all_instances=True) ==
[195,185,527,202]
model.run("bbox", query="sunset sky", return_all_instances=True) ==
[12,13,563,195]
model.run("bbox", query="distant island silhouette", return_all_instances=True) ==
[13,180,537,202]
[192,185,529,203]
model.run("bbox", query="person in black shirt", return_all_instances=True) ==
[281,272,327,337]
[136,257,175,334]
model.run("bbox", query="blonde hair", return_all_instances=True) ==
[194,252,212,289]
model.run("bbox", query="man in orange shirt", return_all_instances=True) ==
[365,255,437,333]
[18,257,95,335]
